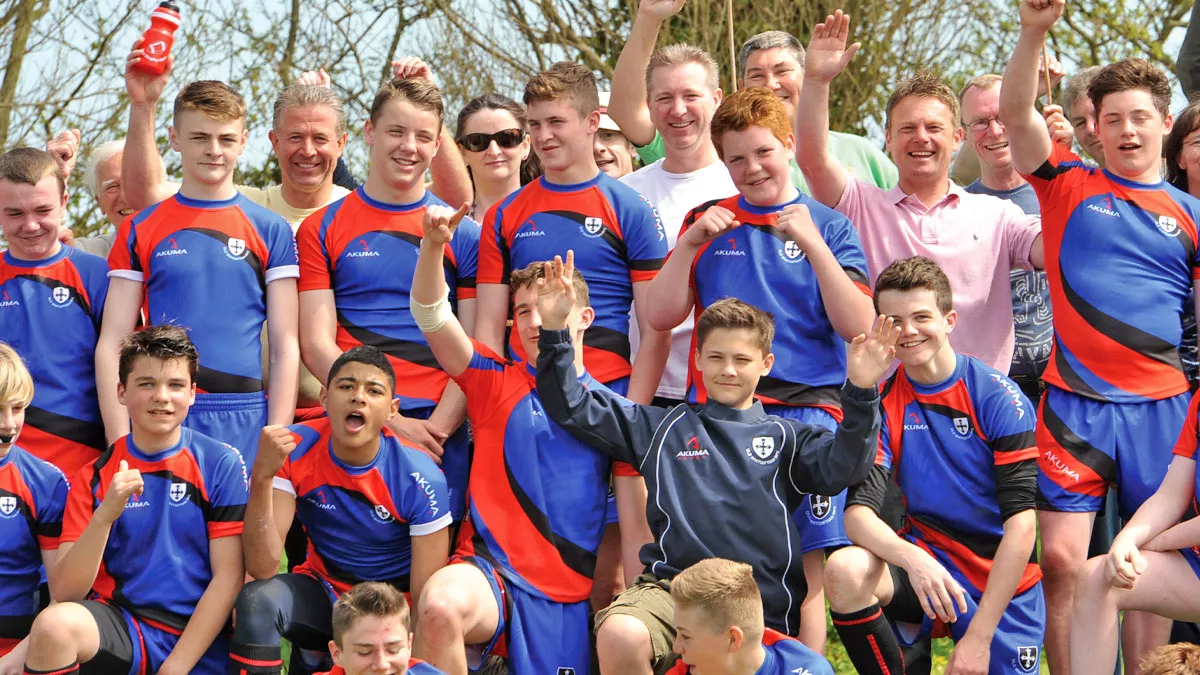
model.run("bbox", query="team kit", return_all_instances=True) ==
[3,0,1200,673]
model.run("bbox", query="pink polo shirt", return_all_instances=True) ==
[836,178,1042,373]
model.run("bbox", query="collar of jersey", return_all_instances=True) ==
[355,186,432,213]
[2,244,70,269]
[125,429,187,462]
[1101,167,1166,190]
[702,398,767,422]
[174,192,241,210]
[905,352,967,395]
[537,173,603,193]
[326,435,385,475]
[737,191,804,216]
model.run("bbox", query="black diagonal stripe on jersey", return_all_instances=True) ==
[0,615,34,640]
[1060,271,1183,370]
[1031,158,1081,181]
[583,325,632,363]
[89,446,117,495]
[1052,345,1104,401]
[1130,198,1198,261]
[909,513,1038,564]
[756,377,842,408]
[190,227,266,289]
[918,402,971,421]
[196,366,264,394]
[1041,398,1117,482]
[0,486,36,530]
[845,267,870,286]
[143,470,210,511]
[328,484,407,530]
[990,430,1036,454]
[130,229,143,273]
[17,273,93,315]
[503,455,597,580]
[629,257,665,271]
[337,310,443,371]
[377,230,460,280]
[25,405,106,451]
[540,210,628,261]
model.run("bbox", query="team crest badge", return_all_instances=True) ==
[1158,215,1180,236]
[0,496,15,516]
[1017,645,1039,672]
[50,286,72,307]
[226,237,248,260]
[583,217,604,235]
[747,436,778,464]
[809,494,834,522]
[557,669,576,675]
[169,482,188,504]
[952,416,972,438]
[781,240,806,262]
[373,505,393,522]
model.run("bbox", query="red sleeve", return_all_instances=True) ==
[613,461,640,477]
[60,464,99,544]
[1174,393,1200,459]
[106,215,138,276]
[476,202,508,285]
[661,658,690,675]
[297,212,332,293]
[1023,142,1085,210]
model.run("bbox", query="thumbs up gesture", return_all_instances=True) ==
[97,459,145,525]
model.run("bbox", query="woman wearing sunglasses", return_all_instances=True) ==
[455,94,542,223]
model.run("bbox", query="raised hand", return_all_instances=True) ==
[535,251,579,332]
[638,0,687,22]
[423,202,470,246]
[1019,0,1065,33]
[1036,49,1065,96]
[252,425,296,481]
[846,315,900,388]
[1042,104,1073,147]
[805,10,861,83]
[295,68,332,88]
[392,56,433,82]
[125,37,173,106]
[96,459,144,525]
[680,205,739,249]
[776,203,822,254]
[46,128,82,180]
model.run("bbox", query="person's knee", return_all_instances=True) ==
[1041,535,1088,581]
[1070,557,1109,604]
[823,546,875,612]
[28,603,91,651]
[233,578,291,641]
[596,613,653,668]
[416,577,471,641]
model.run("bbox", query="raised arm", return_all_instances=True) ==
[998,0,1064,174]
[794,11,860,208]
[607,0,687,147]
[411,204,476,378]
[123,39,181,209]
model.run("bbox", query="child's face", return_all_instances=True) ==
[672,604,736,674]
[117,356,196,439]
[328,614,412,675]
[875,287,956,370]
[695,327,774,409]
[719,124,795,207]
[0,396,27,450]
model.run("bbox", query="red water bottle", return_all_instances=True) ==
[134,1,181,75]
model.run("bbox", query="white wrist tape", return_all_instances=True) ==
[410,288,454,332]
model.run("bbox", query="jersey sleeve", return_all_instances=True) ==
[476,202,510,285]
[262,218,301,284]
[615,190,668,283]
[1174,392,1200,459]
[106,215,144,283]
[978,376,1039,466]
[399,451,453,536]
[451,217,482,300]
[297,212,332,293]
[452,340,509,416]
[205,446,249,539]
[1024,143,1088,210]
[634,132,666,166]
[821,209,871,294]
[60,464,99,545]
[36,467,70,550]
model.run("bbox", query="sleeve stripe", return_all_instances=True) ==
[409,512,453,537]
[108,269,144,283]
[994,447,1040,466]
[265,265,301,283]
[989,430,1036,454]
[628,257,666,271]
[209,503,247,523]
[272,476,297,496]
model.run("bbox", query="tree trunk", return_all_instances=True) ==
[0,0,48,147]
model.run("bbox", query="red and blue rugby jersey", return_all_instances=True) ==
[680,194,870,413]
[451,340,615,603]
[877,354,1040,595]
[0,445,68,643]
[1026,144,1200,403]
[477,173,667,382]
[297,188,480,410]
[61,429,248,633]
[1172,393,1200,528]
[108,193,299,394]
[664,629,833,675]
[0,247,108,476]
[276,418,452,596]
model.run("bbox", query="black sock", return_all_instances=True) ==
[23,662,80,675]
[229,642,284,675]
[831,603,905,675]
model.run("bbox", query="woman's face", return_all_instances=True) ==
[459,108,530,188]
[1178,123,1200,196]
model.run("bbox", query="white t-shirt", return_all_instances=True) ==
[621,158,737,400]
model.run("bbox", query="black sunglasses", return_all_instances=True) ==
[458,128,525,152]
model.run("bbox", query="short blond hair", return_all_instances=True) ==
[646,44,720,96]
[670,558,763,640]
[173,80,246,124]
[0,343,34,407]
[523,62,600,118]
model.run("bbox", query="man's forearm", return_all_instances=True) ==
[123,103,168,209]
[242,482,283,579]
[967,510,1036,639]
[428,128,473,208]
